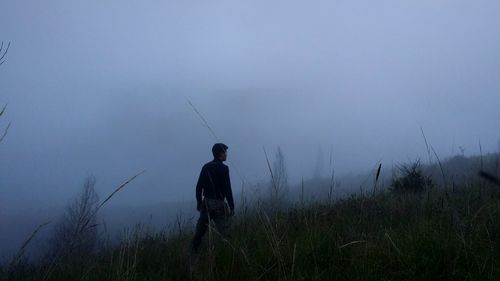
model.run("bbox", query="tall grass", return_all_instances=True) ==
[2,173,498,281]
[0,172,145,281]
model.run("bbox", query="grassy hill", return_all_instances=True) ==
[2,155,499,281]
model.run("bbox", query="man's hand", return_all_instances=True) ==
[197,201,203,212]
[229,208,235,217]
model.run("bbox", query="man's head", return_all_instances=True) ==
[212,143,228,161]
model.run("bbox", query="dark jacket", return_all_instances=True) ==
[196,159,234,210]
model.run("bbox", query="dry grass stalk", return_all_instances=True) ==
[479,170,500,186]
[420,126,432,165]
[372,163,382,195]
[431,145,448,188]
[0,41,11,66]
[8,221,51,269]
[328,147,335,203]
[0,104,11,143]
[338,240,366,249]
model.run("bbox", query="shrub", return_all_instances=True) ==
[391,160,434,193]
[47,176,100,260]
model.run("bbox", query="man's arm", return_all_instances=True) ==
[223,165,234,212]
[196,166,204,211]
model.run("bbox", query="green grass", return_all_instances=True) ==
[2,182,499,281]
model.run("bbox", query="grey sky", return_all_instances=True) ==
[1,0,500,213]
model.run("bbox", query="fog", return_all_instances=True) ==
[1,0,500,259]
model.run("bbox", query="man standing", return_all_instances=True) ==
[191,143,234,253]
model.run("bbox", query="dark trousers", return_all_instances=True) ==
[191,199,229,253]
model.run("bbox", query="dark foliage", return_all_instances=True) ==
[391,160,434,193]
[46,176,100,261]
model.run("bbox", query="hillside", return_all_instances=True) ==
[1,154,499,281]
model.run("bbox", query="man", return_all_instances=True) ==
[191,143,234,253]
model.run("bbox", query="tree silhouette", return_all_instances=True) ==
[48,176,100,259]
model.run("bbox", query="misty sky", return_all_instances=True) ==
[1,0,500,212]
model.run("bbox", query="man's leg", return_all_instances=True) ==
[191,211,208,253]
[213,211,230,240]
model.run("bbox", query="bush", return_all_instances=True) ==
[46,176,100,260]
[391,160,434,193]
